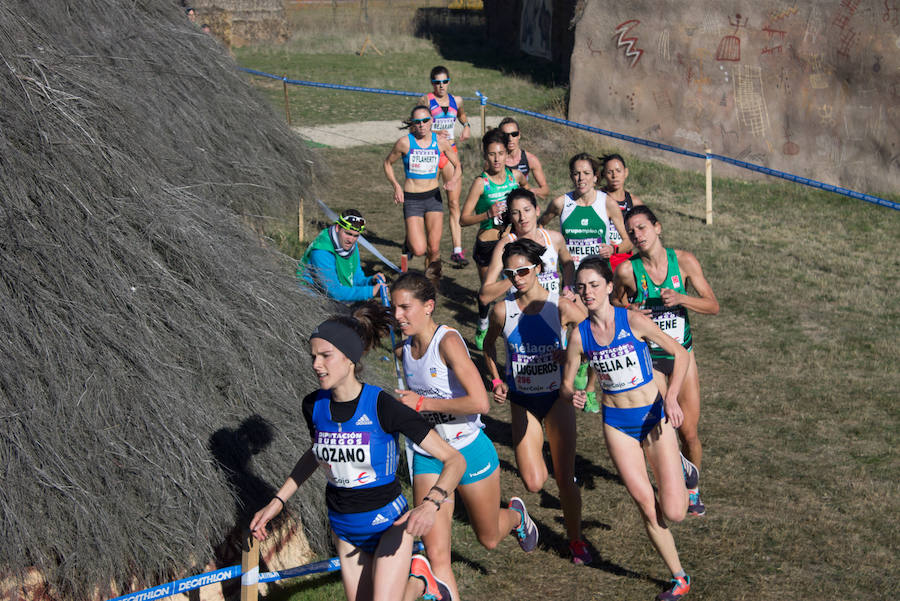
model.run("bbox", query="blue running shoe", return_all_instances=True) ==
[509,497,538,552]
[687,490,706,516]
[681,453,699,490]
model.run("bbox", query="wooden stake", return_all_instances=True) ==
[298,197,304,242]
[480,103,486,137]
[240,533,259,601]
[705,148,713,225]
[357,35,383,56]
[282,75,291,126]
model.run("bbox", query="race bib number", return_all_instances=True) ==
[538,271,560,294]
[590,343,644,392]
[607,218,622,244]
[432,116,455,132]
[313,431,376,488]
[649,308,686,347]
[408,148,439,176]
[567,238,601,266]
[510,351,559,394]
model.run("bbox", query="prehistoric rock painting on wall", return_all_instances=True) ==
[520,0,553,59]
[567,0,900,196]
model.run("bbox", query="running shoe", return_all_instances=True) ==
[509,497,538,552]
[449,251,469,268]
[687,490,706,516]
[568,539,592,565]
[574,362,588,390]
[474,327,487,350]
[657,574,691,600]
[410,554,452,601]
[582,390,600,413]
[680,453,699,490]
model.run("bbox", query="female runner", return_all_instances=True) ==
[539,153,629,412]
[482,239,591,565]
[562,256,693,601]
[477,187,574,303]
[600,153,643,269]
[392,271,538,601]
[613,206,719,516]
[250,302,465,601]
[459,129,527,349]
[419,66,471,267]
[498,117,549,199]
[384,105,462,272]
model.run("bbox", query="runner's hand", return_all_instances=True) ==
[664,393,684,429]
[660,288,682,307]
[250,499,282,541]
[572,389,587,410]
[492,380,508,403]
[393,185,404,205]
[394,389,421,410]
[396,502,438,537]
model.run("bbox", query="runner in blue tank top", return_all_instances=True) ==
[384,105,461,275]
[561,256,694,601]
[482,239,592,565]
[389,272,539,601]
[250,301,465,601]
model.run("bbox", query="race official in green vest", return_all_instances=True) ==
[297,210,386,302]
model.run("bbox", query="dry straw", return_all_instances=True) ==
[0,0,335,597]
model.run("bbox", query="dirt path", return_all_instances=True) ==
[291,116,502,148]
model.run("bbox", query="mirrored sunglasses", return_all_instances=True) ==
[410,117,431,124]
[337,214,366,233]
[431,78,450,85]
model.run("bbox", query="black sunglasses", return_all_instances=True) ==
[505,131,520,137]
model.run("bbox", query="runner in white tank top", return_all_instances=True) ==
[390,272,540,601]
[478,188,575,305]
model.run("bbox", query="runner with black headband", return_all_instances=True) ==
[251,302,465,601]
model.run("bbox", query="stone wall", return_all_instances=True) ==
[191,0,288,47]
[568,0,900,196]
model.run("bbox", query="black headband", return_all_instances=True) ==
[309,320,363,363]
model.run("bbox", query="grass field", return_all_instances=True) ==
[238,4,899,600]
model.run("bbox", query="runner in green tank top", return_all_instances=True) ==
[461,129,527,349]
[613,206,719,519]
[540,153,630,412]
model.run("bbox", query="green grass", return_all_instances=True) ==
[241,5,900,601]
[235,4,565,125]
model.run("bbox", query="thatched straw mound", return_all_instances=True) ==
[0,1,332,597]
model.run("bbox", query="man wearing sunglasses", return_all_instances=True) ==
[297,209,387,302]
[420,66,471,267]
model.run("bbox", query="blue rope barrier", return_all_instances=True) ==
[107,542,425,600]
[240,67,898,211]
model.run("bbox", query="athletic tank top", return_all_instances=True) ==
[629,249,693,359]
[311,384,399,490]
[427,93,458,141]
[402,133,441,180]
[502,291,563,396]
[559,190,611,267]
[579,308,654,394]
[402,326,484,454]
[474,168,518,231]
[606,191,633,245]
[511,149,531,178]
[507,229,560,294]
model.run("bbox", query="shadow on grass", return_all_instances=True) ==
[413,8,568,88]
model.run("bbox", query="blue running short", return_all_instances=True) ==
[328,494,408,553]
[413,429,498,485]
[602,394,665,442]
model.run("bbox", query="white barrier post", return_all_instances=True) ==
[240,534,260,601]
[705,148,713,225]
